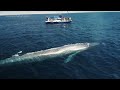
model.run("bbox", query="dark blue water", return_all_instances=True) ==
[0,12,120,79]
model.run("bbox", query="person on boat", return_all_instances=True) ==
[46,16,48,20]
[59,15,63,18]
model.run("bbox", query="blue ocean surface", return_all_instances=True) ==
[0,12,120,79]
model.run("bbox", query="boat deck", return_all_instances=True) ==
[45,16,72,24]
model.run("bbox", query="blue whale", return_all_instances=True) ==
[0,43,99,65]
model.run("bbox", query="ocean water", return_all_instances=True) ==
[0,12,120,79]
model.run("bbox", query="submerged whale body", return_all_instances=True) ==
[0,43,99,65]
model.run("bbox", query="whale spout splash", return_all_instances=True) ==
[0,43,99,65]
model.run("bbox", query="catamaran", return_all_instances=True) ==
[45,12,72,24]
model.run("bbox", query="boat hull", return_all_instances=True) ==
[45,21,72,24]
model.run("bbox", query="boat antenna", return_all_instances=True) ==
[57,11,61,16]
[67,11,69,16]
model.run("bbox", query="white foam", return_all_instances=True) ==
[13,54,19,57]
[18,51,22,54]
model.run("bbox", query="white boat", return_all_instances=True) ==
[45,14,72,24]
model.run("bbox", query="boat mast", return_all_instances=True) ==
[67,11,69,16]
[57,11,62,15]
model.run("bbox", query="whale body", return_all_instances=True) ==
[0,43,98,65]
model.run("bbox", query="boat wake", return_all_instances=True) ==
[0,42,99,66]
